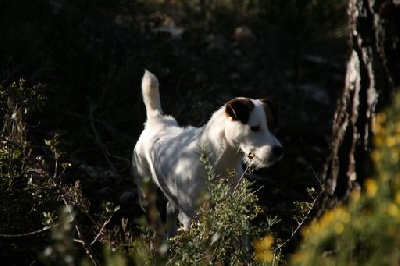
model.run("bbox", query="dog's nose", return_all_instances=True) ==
[272,145,283,158]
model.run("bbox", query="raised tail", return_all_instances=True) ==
[142,70,163,119]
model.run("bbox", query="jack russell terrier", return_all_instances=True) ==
[133,70,283,237]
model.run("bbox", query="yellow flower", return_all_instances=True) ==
[395,192,400,205]
[253,235,274,263]
[396,121,400,134]
[334,222,344,234]
[377,113,386,124]
[391,151,399,164]
[372,113,385,133]
[385,136,398,148]
[340,209,350,223]
[350,189,361,202]
[365,179,378,197]
[371,150,382,163]
[375,135,384,147]
[387,203,399,218]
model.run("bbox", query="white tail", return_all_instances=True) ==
[141,70,163,119]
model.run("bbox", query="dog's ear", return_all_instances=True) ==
[225,98,254,124]
[259,98,277,131]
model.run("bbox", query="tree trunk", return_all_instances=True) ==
[318,0,400,212]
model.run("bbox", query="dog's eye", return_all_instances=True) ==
[250,125,261,132]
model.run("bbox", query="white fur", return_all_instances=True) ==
[132,70,282,237]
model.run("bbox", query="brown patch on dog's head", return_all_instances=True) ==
[259,99,276,131]
[225,98,254,124]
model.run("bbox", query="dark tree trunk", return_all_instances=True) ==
[318,0,400,212]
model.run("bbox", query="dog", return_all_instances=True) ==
[132,70,283,238]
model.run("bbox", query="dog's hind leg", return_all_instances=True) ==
[132,152,165,239]
[145,182,165,241]
[166,201,178,238]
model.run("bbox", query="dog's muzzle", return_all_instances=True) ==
[246,145,283,169]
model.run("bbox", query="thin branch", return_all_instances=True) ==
[273,192,320,252]
[0,225,53,238]
[90,217,112,246]
[74,223,100,266]
[273,171,323,252]
[234,162,253,190]
[49,157,100,266]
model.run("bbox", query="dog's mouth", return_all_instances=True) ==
[245,152,260,171]
[245,149,283,169]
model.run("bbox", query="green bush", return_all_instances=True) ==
[0,80,55,263]
[291,92,400,265]
[168,148,277,265]
[0,79,48,222]
[0,78,136,265]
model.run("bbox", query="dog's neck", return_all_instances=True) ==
[200,107,243,178]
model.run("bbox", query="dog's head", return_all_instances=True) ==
[224,97,283,169]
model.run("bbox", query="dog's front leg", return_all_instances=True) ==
[166,201,178,238]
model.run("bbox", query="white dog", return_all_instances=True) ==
[132,70,283,237]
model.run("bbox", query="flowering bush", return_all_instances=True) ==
[291,92,400,265]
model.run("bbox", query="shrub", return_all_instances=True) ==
[291,92,400,265]
[0,79,112,264]
[0,79,54,263]
[167,147,277,265]
[0,79,48,224]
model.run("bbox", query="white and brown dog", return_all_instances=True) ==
[133,70,282,237]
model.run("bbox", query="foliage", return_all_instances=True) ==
[0,78,131,265]
[0,80,53,257]
[0,80,54,263]
[291,92,400,265]
[168,148,277,265]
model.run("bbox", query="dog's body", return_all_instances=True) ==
[133,70,282,237]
